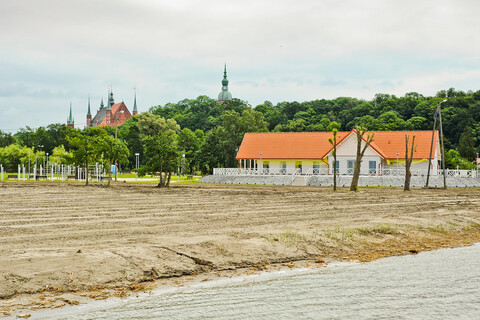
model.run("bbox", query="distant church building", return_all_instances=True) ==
[85,90,138,128]
[218,64,232,102]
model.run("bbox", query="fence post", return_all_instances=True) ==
[18,165,21,181]
[33,164,36,181]
[22,164,26,181]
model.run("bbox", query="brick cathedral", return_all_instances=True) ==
[67,89,138,129]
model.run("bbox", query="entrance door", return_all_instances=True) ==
[295,161,302,174]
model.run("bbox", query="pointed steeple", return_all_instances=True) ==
[218,63,232,102]
[86,96,92,128]
[67,102,74,128]
[68,103,73,122]
[133,88,138,115]
[87,96,91,116]
[107,87,115,109]
[100,98,104,108]
[222,63,228,86]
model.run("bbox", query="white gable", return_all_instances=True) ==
[331,132,383,158]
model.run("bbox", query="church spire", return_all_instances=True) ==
[86,96,92,128]
[222,63,228,86]
[67,102,74,128]
[87,95,91,116]
[218,63,232,102]
[133,88,138,115]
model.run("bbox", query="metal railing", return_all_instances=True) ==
[213,167,479,178]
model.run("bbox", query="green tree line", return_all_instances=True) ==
[1,88,479,174]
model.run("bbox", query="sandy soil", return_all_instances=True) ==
[1,182,480,316]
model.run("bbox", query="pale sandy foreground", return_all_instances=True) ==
[1,182,480,317]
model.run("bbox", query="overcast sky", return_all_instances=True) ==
[1,0,480,132]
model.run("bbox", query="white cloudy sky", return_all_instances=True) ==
[1,0,480,132]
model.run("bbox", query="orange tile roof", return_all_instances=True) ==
[236,132,348,160]
[372,131,438,159]
[236,131,438,160]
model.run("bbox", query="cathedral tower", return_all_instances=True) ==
[217,64,232,102]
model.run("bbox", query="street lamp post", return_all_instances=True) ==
[476,152,479,178]
[114,110,125,182]
[182,153,185,176]
[426,99,447,187]
[28,151,31,180]
[46,153,49,178]
[259,152,263,175]
[135,153,139,182]
[396,152,399,174]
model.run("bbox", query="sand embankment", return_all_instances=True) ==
[1,183,480,316]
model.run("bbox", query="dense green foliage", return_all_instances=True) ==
[136,113,181,187]
[2,88,480,174]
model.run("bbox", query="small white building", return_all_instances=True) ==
[235,130,441,175]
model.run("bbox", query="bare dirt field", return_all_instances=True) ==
[1,182,480,316]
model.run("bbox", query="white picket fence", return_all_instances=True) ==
[0,162,108,182]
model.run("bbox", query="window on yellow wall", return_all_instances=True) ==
[280,161,287,173]
[263,161,269,169]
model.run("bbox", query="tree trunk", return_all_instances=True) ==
[333,135,337,192]
[404,135,416,191]
[404,167,412,191]
[350,155,362,191]
[350,127,375,192]
[158,166,164,187]
[158,172,163,187]
[333,158,337,191]
[166,172,172,187]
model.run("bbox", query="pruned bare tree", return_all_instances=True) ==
[350,126,375,191]
[404,134,416,191]
[328,129,338,191]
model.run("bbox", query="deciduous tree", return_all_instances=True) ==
[350,126,375,191]
[404,135,416,191]
[66,129,99,186]
[328,129,338,191]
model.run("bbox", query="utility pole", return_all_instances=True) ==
[426,99,446,188]
[425,109,438,187]
[114,110,125,182]
[438,101,447,189]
